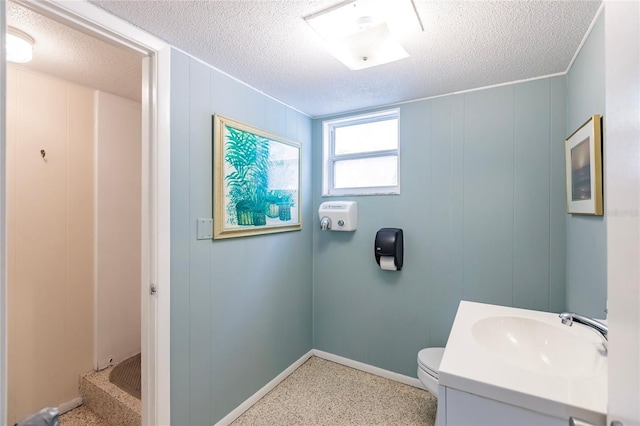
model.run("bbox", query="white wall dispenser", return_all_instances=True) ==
[318,201,357,231]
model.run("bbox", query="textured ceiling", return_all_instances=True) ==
[11,1,602,118]
[7,1,142,103]
[88,0,601,117]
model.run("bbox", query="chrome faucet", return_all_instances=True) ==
[559,312,608,351]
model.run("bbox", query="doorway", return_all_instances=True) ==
[1,1,171,425]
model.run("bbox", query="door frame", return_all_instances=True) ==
[0,1,171,424]
[604,1,640,425]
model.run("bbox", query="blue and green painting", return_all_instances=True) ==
[223,125,299,227]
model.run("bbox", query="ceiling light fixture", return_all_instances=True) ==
[304,0,423,71]
[6,27,34,64]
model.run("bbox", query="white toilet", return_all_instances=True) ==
[417,347,445,397]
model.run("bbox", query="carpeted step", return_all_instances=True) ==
[109,353,141,400]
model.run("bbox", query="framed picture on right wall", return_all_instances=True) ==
[565,114,603,215]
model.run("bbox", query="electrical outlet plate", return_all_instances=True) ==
[197,218,213,240]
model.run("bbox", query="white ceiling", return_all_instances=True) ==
[7,0,143,103]
[8,1,602,118]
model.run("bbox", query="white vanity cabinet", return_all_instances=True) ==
[437,302,607,426]
[437,385,566,426]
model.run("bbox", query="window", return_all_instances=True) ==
[322,109,400,196]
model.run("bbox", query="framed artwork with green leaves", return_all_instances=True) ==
[213,114,301,239]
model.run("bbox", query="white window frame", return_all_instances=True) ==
[322,108,401,196]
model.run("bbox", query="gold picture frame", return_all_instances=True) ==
[213,114,302,239]
[564,114,603,215]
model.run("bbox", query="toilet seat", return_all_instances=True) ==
[417,347,445,379]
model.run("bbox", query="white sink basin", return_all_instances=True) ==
[471,316,606,377]
[439,302,608,422]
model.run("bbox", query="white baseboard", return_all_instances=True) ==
[213,350,314,426]
[312,349,426,390]
[58,397,83,415]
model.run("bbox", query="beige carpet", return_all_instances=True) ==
[231,356,437,426]
[109,353,141,400]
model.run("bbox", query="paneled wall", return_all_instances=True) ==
[95,92,142,370]
[566,10,607,318]
[312,76,567,377]
[6,67,94,424]
[169,49,313,425]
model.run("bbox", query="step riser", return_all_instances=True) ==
[79,371,141,426]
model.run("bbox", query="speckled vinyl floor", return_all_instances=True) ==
[59,362,141,426]
[231,356,437,426]
[59,405,108,426]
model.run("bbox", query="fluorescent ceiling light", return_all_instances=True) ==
[6,27,34,64]
[326,23,409,71]
[304,0,422,70]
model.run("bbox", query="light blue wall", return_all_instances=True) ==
[312,77,567,377]
[566,11,607,318]
[166,24,590,418]
[169,49,313,425]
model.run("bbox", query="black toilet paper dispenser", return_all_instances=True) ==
[374,228,403,270]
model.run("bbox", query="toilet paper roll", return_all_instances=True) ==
[379,256,397,271]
